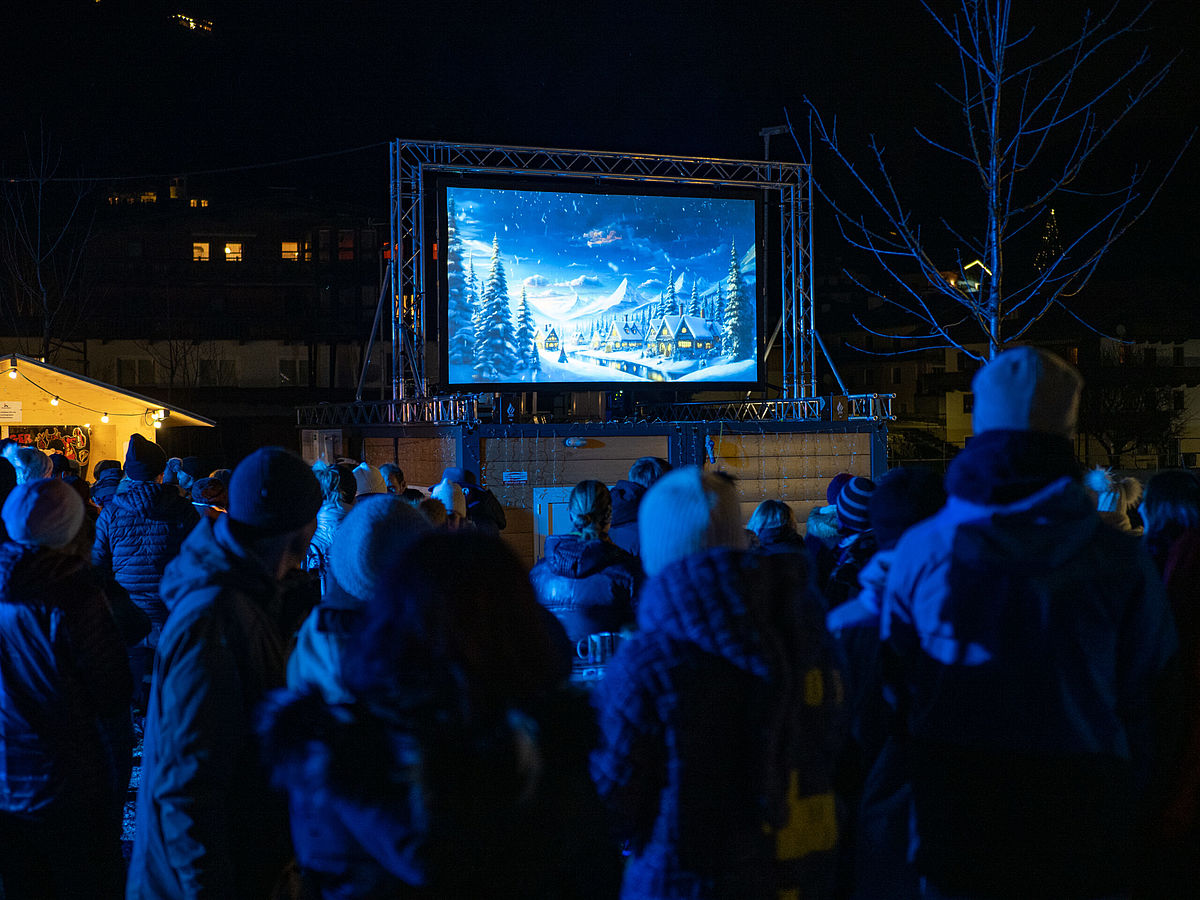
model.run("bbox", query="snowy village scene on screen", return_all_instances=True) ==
[444,185,759,387]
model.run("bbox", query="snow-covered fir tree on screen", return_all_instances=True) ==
[688,279,702,317]
[722,241,753,360]
[515,287,538,371]
[444,185,758,386]
[663,270,679,316]
[473,235,518,381]
[445,199,475,366]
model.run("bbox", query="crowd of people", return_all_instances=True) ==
[0,344,1196,899]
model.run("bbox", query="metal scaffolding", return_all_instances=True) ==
[388,140,818,408]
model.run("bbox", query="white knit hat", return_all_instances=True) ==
[327,494,430,607]
[352,462,387,497]
[431,478,467,518]
[971,346,1083,438]
[2,478,84,549]
[637,467,745,576]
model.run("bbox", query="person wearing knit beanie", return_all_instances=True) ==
[2,478,84,550]
[637,467,745,577]
[288,495,431,704]
[352,462,387,498]
[431,477,468,520]
[227,446,322,537]
[836,476,876,534]
[970,345,1083,438]
[0,477,131,894]
[125,433,167,482]
[131,447,320,896]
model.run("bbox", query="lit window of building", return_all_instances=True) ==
[281,241,300,261]
[139,191,157,204]
[224,242,243,262]
[189,198,209,208]
[193,242,210,262]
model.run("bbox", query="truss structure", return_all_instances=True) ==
[633,394,893,424]
[389,140,817,404]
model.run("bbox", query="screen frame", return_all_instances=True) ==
[434,172,766,393]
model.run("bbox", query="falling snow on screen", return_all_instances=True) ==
[444,185,758,387]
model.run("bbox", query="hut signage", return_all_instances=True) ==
[0,401,22,422]
[8,425,91,470]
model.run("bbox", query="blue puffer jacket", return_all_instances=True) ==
[592,547,847,900]
[92,480,198,630]
[881,430,1178,898]
[529,534,641,642]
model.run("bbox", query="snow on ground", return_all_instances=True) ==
[676,358,758,381]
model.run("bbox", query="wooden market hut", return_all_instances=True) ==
[0,353,214,477]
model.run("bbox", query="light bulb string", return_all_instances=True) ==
[6,368,162,422]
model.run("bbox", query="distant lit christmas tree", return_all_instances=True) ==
[1034,208,1063,273]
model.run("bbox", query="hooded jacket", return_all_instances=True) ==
[880,430,1177,898]
[529,533,640,642]
[592,547,847,900]
[608,479,645,556]
[126,516,292,900]
[92,479,199,628]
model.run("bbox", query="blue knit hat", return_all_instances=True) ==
[228,447,321,535]
[125,433,167,482]
[836,476,876,533]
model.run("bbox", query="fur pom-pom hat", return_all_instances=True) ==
[1083,467,1143,533]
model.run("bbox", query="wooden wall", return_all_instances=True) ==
[362,436,458,490]
[355,424,882,566]
[710,431,873,531]
[481,433,670,567]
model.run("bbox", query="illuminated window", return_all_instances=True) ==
[170,177,184,199]
[189,198,209,208]
[338,230,356,261]
[224,242,243,262]
[193,242,210,262]
[139,191,157,204]
[281,241,300,261]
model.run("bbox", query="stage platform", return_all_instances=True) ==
[297,395,891,568]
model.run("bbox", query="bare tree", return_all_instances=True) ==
[1076,345,1185,466]
[798,0,1194,360]
[1,129,95,362]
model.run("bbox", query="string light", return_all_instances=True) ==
[50,396,59,406]
[7,368,16,379]
[101,413,109,423]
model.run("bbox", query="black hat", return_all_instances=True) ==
[125,434,167,482]
[228,447,321,535]
[869,467,946,550]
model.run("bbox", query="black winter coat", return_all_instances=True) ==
[0,541,132,818]
[529,534,641,643]
[607,480,645,557]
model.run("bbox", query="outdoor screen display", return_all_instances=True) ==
[442,183,759,388]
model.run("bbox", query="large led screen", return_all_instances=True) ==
[442,183,759,388]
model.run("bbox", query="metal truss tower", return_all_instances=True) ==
[389,140,817,402]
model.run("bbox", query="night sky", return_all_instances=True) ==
[3,0,1197,283]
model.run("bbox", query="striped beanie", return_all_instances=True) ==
[836,476,876,533]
